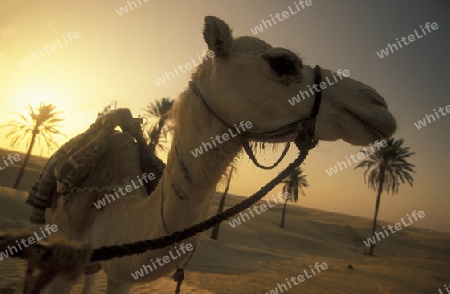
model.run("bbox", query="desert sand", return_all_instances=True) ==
[0,149,448,293]
[0,182,449,293]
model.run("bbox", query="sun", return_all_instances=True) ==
[8,83,78,152]
[15,84,68,113]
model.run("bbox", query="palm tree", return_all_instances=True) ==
[354,138,415,255]
[280,166,309,229]
[3,103,64,189]
[143,98,174,154]
[210,166,235,240]
[146,124,168,153]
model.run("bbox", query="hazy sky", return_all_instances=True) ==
[0,0,448,232]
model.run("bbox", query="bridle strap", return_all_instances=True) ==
[295,65,322,150]
[310,65,323,118]
[188,65,323,169]
[189,82,312,141]
[241,139,291,170]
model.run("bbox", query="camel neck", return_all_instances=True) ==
[155,87,242,231]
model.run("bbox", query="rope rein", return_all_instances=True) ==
[90,138,312,262]
[90,63,324,261]
[6,66,323,294]
[241,139,291,170]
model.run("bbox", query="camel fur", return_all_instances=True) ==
[43,16,396,294]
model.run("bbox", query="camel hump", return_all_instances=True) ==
[26,109,165,224]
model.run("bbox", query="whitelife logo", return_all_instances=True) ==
[93,172,156,209]
[131,243,193,280]
[228,192,290,228]
[152,49,215,87]
[190,121,253,158]
[376,22,439,59]
[363,210,425,247]
[413,104,449,129]
[325,140,387,176]
[287,69,350,106]
[265,262,328,294]
[0,153,21,171]
[0,225,58,261]
[18,31,81,68]
[115,0,149,16]
[250,0,313,35]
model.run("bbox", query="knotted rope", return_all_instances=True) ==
[89,136,313,262]
[4,64,323,292]
[2,132,313,294]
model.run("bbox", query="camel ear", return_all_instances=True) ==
[203,16,233,58]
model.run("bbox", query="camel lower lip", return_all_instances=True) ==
[346,110,388,139]
[366,125,386,139]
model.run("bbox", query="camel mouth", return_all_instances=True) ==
[345,108,395,140]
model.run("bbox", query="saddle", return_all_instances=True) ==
[25,108,165,224]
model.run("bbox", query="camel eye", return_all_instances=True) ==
[264,56,298,77]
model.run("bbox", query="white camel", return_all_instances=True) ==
[45,16,396,294]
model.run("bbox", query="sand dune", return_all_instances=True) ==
[0,186,449,293]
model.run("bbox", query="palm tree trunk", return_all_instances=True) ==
[148,118,168,154]
[13,129,38,189]
[148,128,161,154]
[280,198,289,229]
[210,170,232,240]
[368,166,385,255]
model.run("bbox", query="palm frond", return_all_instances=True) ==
[143,98,175,153]
[3,102,65,156]
[281,166,309,203]
[354,137,415,195]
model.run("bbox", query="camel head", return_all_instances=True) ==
[195,16,396,146]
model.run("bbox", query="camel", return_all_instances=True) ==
[44,16,396,294]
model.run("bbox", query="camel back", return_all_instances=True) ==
[25,108,165,224]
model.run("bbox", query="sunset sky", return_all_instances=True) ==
[0,0,448,232]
